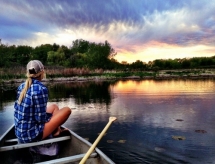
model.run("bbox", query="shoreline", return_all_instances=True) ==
[2,69,215,84]
[2,73,215,85]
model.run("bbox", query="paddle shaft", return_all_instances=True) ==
[79,117,117,164]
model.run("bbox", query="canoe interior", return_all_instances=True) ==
[0,125,114,164]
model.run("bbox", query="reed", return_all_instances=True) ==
[0,67,93,80]
[0,67,26,79]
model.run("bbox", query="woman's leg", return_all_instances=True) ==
[46,104,62,136]
[46,104,60,115]
[42,105,71,139]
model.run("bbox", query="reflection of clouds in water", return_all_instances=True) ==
[110,97,211,133]
[1,80,215,163]
[114,79,215,95]
[110,80,215,134]
[52,98,112,127]
[189,108,196,114]
[49,99,108,112]
[0,103,14,135]
[48,98,76,109]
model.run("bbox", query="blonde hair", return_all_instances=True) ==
[18,70,45,104]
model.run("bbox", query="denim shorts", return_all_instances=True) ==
[18,132,43,143]
[46,112,53,122]
[32,131,43,142]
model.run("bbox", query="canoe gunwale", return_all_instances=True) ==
[0,124,14,145]
[61,125,115,164]
[0,124,115,164]
[0,136,71,152]
[35,152,97,164]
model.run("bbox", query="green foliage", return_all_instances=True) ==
[31,44,54,64]
[0,44,9,67]
[47,48,66,66]
[0,44,32,67]
[86,42,108,69]
[151,57,215,70]
[71,39,90,54]
[15,45,33,64]
[70,39,117,69]
[0,38,215,72]
[130,60,147,70]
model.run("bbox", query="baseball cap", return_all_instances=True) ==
[27,60,44,74]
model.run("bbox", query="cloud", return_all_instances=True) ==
[0,0,215,62]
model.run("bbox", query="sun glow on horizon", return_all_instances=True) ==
[6,30,215,65]
[114,43,215,64]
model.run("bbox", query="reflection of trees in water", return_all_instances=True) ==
[0,88,16,102]
[48,81,115,105]
[0,80,118,110]
[0,87,16,111]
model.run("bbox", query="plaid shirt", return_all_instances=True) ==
[14,79,49,143]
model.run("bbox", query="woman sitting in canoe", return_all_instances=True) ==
[14,60,71,143]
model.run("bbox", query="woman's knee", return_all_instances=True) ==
[46,104,59,114]
[61,107,72,119]
[63,107,72,115]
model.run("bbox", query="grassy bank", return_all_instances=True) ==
[1,67,215,84]
[0,67,155,80]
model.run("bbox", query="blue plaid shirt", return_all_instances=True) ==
[14,79,49,143]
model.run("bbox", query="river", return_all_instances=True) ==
[1,79,215,164]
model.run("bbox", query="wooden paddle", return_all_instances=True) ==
[79,117,117,164]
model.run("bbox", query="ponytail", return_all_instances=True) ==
[18,71,44,104]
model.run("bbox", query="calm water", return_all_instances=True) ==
[1,79,215,164]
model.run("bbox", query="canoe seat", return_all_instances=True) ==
[0,136,71,152]
[35,152,97,164]
[5,138,19,143]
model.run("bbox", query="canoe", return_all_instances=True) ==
[0,124,115,164]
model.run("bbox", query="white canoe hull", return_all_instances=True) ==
[0,125,115,164]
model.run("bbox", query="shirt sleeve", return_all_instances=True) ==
[33,86,48,123]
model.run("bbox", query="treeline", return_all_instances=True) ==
[149,57,215,70]
[0,39,215,70]
[0,39,119,69]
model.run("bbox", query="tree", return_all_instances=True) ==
[152,59,165,69]
[71,39,90,54]
[32,44,53,64]
[181,59,191,68]
[60,45,72,59]
[47,48,66,66]
[0,44,8,67]
[69,39,117,69]
[103,40,117,59]
[14,45,33,65]
[52,43,60,51]
[130,60,147,70]
[86,41,116,69]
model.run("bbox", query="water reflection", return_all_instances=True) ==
[114,79,215,95]
[1,79,215,163]
[0,87,16,110]
[47,81,113,105]
[108,79,215,163]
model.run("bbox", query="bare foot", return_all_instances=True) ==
[53,127,61,137]
[61,128,69,132]
[53,127,69,137]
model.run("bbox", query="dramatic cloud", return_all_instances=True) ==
[1,0,215,63]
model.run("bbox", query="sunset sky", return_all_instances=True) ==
[1,0,215,63]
